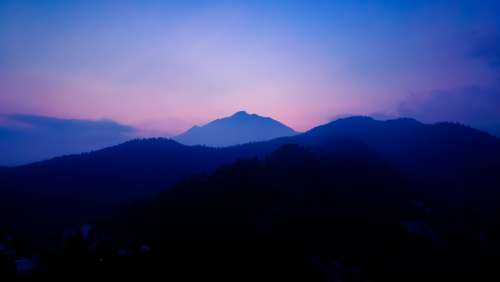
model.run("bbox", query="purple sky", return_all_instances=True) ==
[1,0,499,135]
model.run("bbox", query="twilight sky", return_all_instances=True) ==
[1,0,500,135]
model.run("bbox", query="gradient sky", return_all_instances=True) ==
[1,0,500,135]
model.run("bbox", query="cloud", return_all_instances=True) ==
[0,114,138,165]
[398,86,500,137]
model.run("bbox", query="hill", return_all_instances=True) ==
[37,143,500,280]
[1,116,500,246]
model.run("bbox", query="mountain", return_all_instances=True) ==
[174,111,297,146]
[0,114,137,166]
[300,117,500,203]
[1,116,500,246]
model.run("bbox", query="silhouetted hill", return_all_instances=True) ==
[1,116,500,248]
[0,138,275,241]
[30,143,412,280]
[37,143,500,281]
[120,143,410,241]
[174,111,297,146]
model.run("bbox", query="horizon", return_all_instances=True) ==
[1,110,491,138]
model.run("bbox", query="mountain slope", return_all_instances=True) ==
[2,116,499,208]
[0,138,288,243]
[105,144,415,281]
[1,116,500,246]
[174,111,297,146]
[48,143,500,280]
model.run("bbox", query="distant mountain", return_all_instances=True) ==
[174,111,297,146]
[0,114,137,166]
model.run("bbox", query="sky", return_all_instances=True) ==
[1,0,500,136]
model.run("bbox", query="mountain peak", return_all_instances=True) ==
[174,112,297,147]
[232,110,250,117]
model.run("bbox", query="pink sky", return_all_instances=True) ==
[1,1,499,135]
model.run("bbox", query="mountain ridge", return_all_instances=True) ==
[1,116,500,245]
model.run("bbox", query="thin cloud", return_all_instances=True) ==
[0,114,138,165]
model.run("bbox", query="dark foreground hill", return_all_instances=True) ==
[26,144,500,281]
